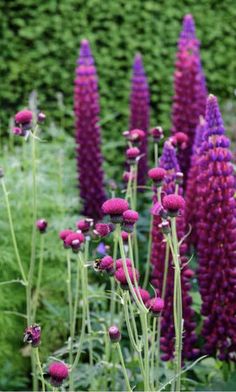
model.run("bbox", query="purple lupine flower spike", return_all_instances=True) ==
[150,140,198,361]
[194,95,236,360]
[171,14,207,185]
[74,39,106,220]
[129,53,150,186]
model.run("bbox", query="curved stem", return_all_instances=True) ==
[66,252,74,391]
[0,179,27,284]
[116,343,132,392]
[140,312,150,391]
[32,234,45,322]
[35,348,45,392]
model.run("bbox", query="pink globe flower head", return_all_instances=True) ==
[115,258,132,269]
[37,112,46,123]
[76,219,93,234]
[12,127,24,136]
[148,167,166,186]
[126,147,140,165]
[133,287,151,304]
[94,223,111,238]
[122,209,139,232]
[94,255,114,274]
[129,128,145,144]
[23,324,41,347]
[150,126,164,143]
[15,109,33,125]
[108,325,121,343]
[48,362,69,387]
[115,266,139,289]
[122,171,135,183]
[147,297,165,316]
[183,268,195,279]
[36,219,48,234]
[64,232,85,253]
[162,194,185,217]
[102,198,129,224]
[59,229,73,241]
[121,231,130,243]
[171,132,189,150]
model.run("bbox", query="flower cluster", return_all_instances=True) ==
[194,95,236,360]
[74,39,106,220]
[171,14,207,183]
[129,53,150,186]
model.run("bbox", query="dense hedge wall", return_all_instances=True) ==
[0,0,235,140]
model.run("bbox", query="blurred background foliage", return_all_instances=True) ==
[1,0,236,141]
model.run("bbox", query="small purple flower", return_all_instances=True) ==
[108,325,121,343]
[23,324,41,347]
[48,362,69,387]
[36,219,48,233]
[37,112,46,123]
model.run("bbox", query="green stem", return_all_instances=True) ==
[154,143,159,167]
[143,215,153,288]
[140,312,150,391]
[72,255,80,337]
[0,178,27,284]
[116,343,132,392]
[110,229,118,324]
[66,252,74,391]
[32,234,45,322]
[150,317,157,389]
[35,348,45,392]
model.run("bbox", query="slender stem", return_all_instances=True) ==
[154,143,159,166]
[140,312,150,391]
[143,215,153,288]
[66,252,74,391]
[35,348,45,392]
[84,262,93,365]
[72,255,80,338]
[0,179,27,284]
[128,234,145,308]
[110,228,119,324]
[32,234,45,322]
[123,292,140,352]
[116,343,132,392]
[150,317,157,389]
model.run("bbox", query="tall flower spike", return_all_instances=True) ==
[129,53,150,186]
[196,95,236,360]
[150,140,197,361]
[74,39,106,220]
[171,14,207,184]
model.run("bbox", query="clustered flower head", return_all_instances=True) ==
[126,147,140,164]
[148,167,166,186]
[94,222,112,238]
[193,95,236,360]
[115,265,140,289]
[122,209,139,232]
[76,218,93,234]
[129,53,150,186]
[74,39,106,220]
[94,255,114,274]
[59,229,85,252]
[171,14,207,184]
[23,324,41,347]
[14,109,33,136]
[48,362,69,387]
[162,194,185,217]
[147,297,165,317]
[102,198,129,224]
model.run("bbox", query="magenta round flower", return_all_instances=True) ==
[76,219,92,233]
[148,297,164,316]
[15,109,33,125]
[102,198,129,223]
[59,229,73,241]
[121,231,129,243]
[94,223,111,238]
[23,324,41,347]
[12,127,22,136]
[96,256,114,274]
[133,287,151,304]
[48,362,69,387]
[108,325,121,343]
[162,194,185,216]
[122,209,139,232]
[36,219,48,234]
[115,266,139,288]
[126,147,140,160]
[115,258,132,269]
[64,232,85,252]
[148,167,166,184]
[123,171,135,183]
[150,126,164,142]
[129,128,145,143]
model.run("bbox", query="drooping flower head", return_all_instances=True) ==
[171,14,207,183]
[129,53,150,186]
[74,39,106,220]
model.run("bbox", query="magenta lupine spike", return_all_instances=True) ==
[171,14,207,184]
[129,53,150,186]
[150,140,198,361]
[185,117,207,246]
[195,95,236,360]
[74,39,106,220]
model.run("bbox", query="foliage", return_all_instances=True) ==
[1,0,236,144]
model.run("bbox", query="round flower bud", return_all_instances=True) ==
[148,167,166,186]
[37,112,46,123]
[175,172,184,185]
[115,266,139,289]
[36,219,48,234]
[171,132,189,149]
[162,194,185,217]
[121,231,129,243]
[76,219,93,234]
[48,362,69,387]
[108,325,121,343]
[150,126,164,142]
[23,324,41,347]
[94,223,111,238]
[102,198,129,224]
[122,209,139,232]
[12,126,23,136]
[64,232,85,252]
[126,147,140,164]
[15,109,33,125]
[147,297,164,316]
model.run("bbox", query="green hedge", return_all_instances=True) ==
[0,0,236,139]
